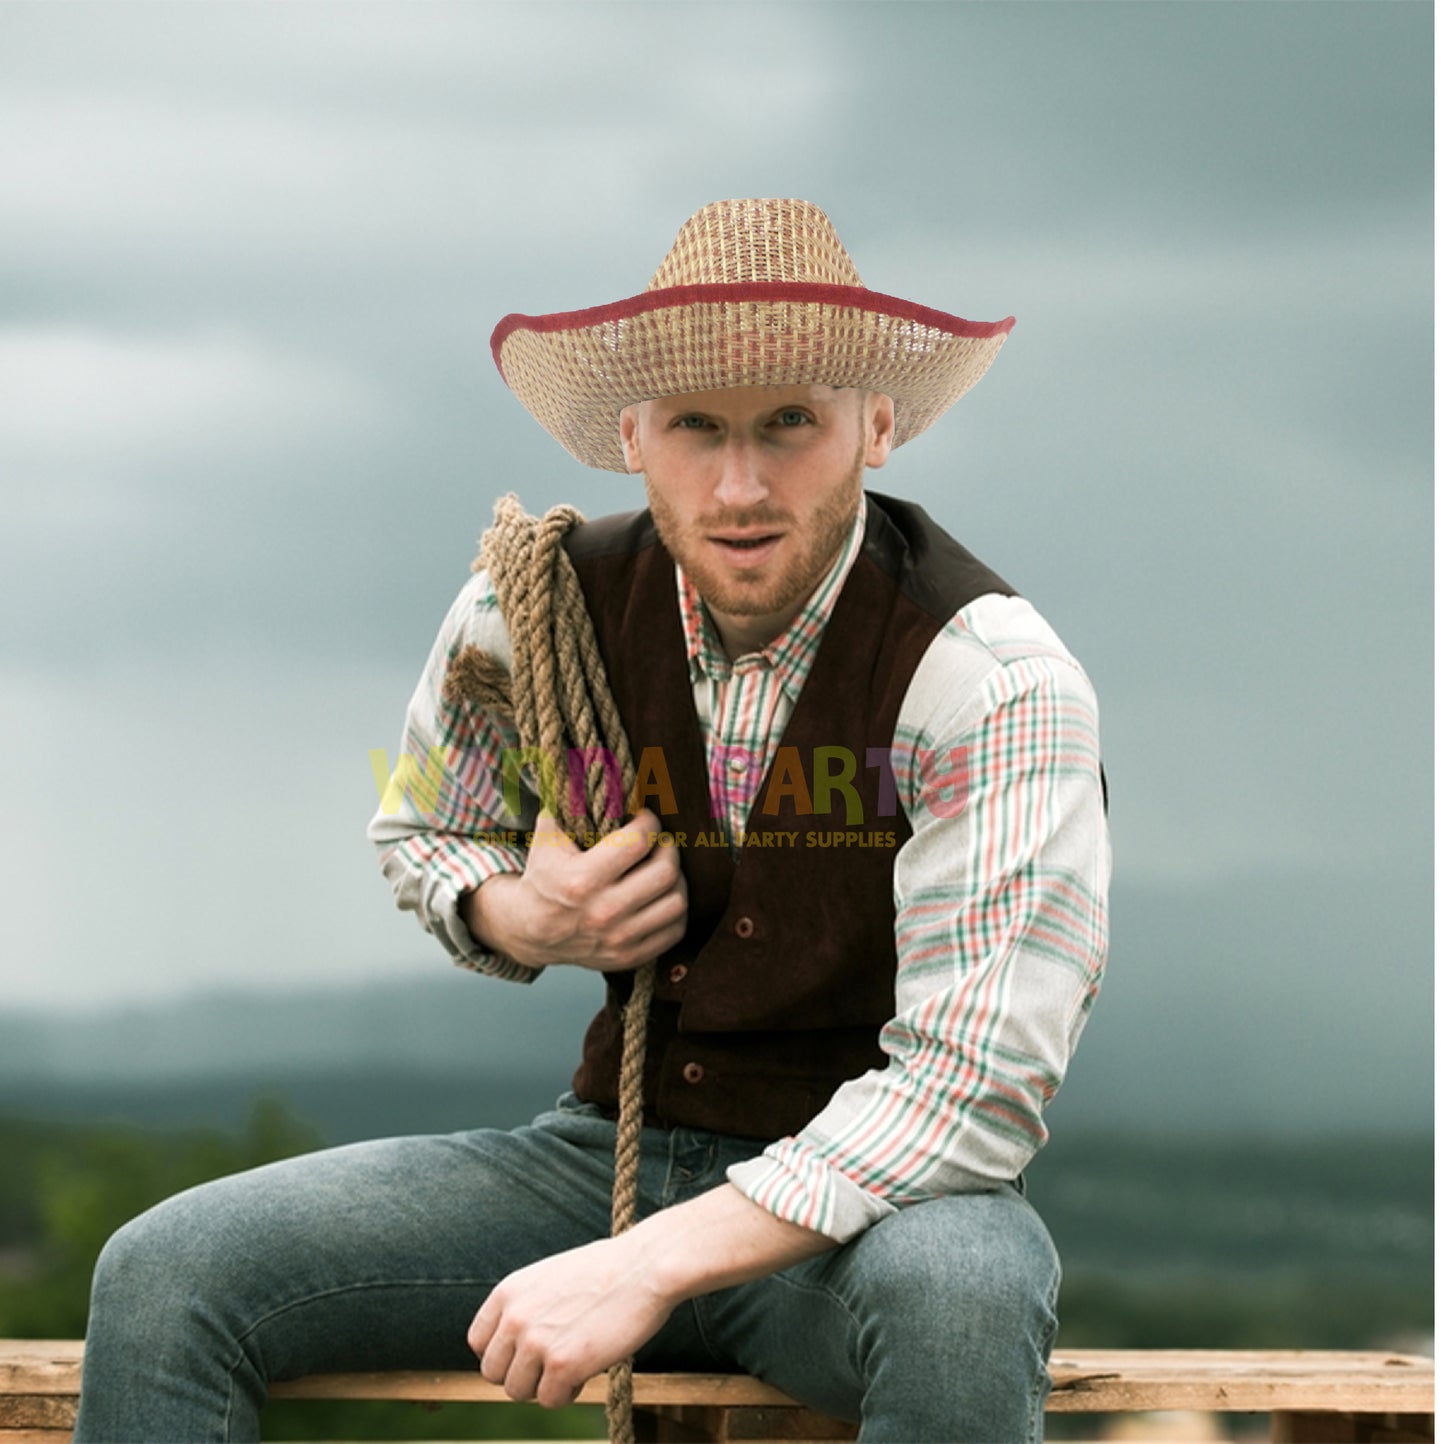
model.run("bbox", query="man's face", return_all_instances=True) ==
[618,385,893,656]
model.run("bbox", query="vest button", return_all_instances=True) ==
[668,963,688,985]
[734,916,755,939]
[682,1062,705,1084]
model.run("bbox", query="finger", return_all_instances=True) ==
[590,911,690,972]
[504,1348,545,1403]
[530,811,580,852]
[467,1296,499,1359]
[537,1366,586,1410]
[479,1332,514,1386]
[623,824,683,878]
[609,884,689,955]
[582,811,663,881]
[606,837,684,914]
[631,916,691,965]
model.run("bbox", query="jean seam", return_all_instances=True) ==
[1027,1266,1062,1441]
[223,1276,499,1411]
[762,1267,870,1387]
[687,1296,735,1370]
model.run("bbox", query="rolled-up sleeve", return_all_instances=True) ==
[728,596,1111,1241]
[367,570,541,982]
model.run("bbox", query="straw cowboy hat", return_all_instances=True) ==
[490,197,1015,472]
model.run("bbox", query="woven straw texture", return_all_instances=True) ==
[493,199,1013,471]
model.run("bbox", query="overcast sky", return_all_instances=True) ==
[0,3,1431,1131]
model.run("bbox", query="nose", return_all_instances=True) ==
[713,438,769,509]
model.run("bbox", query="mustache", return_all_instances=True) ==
[693,507,793,531]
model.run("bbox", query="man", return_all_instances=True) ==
[76,199,1109,1443]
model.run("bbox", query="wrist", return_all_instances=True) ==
[623,1209,702,1305]
[462,873,523,956]
[625,1184,835,1304]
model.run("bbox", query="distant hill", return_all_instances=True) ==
[0,1066,567,1143]
[0,969,601,1084]
[0,970,597,1140]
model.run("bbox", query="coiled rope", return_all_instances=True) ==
[442,493,654,1444]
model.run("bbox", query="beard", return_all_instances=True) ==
[644,435,866,624]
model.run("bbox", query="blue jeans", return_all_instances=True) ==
[75,1095,1059,1442]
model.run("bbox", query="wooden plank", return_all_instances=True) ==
[0,1347,80,1400]
[265,1352,1445,1414]
[1045,1351,1435,1415]
[0,1402,75,1431]
[0,1340,1433,1417]
[271,1370,798,1406]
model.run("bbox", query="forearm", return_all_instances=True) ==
[460,872,527,958]
[630,1182,837,1302]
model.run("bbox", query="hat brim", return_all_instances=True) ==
[492,282,1015,472]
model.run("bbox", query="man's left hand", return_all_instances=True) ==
[467,1234,675,1408]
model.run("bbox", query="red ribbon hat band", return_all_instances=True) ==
[491,198,1015,473]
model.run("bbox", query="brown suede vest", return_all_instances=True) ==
[563,492,1014,1139]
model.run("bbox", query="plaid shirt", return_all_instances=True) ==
[369,497,1110,1242]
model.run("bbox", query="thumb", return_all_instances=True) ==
[531,811,579,851]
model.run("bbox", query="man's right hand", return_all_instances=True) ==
[461,811,688,971]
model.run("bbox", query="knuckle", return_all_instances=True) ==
[588,908,622,943]
[526,912,567,952]
[546,1346,575,1375]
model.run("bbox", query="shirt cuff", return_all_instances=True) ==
[726,1141,898,1244]
[380,835,541,983]
[441,841,542,983]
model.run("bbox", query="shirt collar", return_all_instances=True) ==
[677,493,868,697]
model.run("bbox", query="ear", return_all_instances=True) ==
[618,405,645,474]
[862,392,895,470]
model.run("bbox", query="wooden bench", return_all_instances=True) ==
[0,1339,1433,1441]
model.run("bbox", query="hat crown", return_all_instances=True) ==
[645,198,864,291]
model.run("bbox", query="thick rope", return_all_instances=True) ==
[444,493,654,1444]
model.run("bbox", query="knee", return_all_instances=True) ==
[88,1185,243,1339]
[961,1193,1061,1323]
[850,1189,1060,1345]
